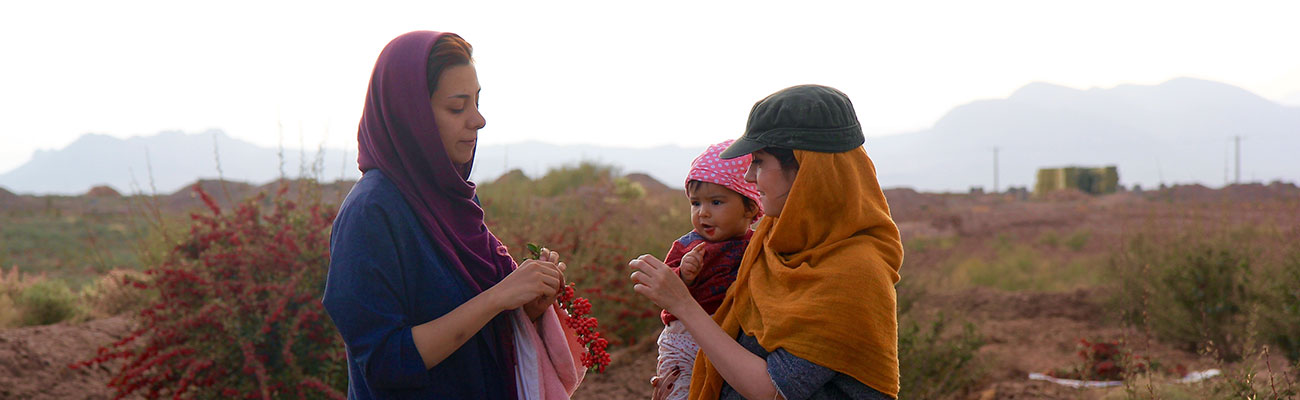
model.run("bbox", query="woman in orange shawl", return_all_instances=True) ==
[630,85,904,400]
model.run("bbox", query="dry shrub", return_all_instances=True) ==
[0,265,42,297]
[1111,231,1256,362]
[79,268,154,318]
[19,279,80,326]
[897,313,984,399]
[0,293,17,328]
[896,282,986,399]
[0,265,77,327]
[1261,241,1300,368]
[0,265,40,327]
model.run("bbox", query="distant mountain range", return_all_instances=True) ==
[0,130,358,195]
[0,130,705,195]
[866,77,1300,191]
[1,77,1296,195]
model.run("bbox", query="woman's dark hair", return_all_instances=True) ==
[760,147,800,172]
[686,180,759,215]
[426,34,473,96]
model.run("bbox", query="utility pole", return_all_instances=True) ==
[1234,135,1241,184]
[993,147,1000,193]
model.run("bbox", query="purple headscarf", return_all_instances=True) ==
[356,30,517,392]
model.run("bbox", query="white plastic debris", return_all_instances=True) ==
[1027,373,1123,388]
[1177,369,1220,383]
[1028,369,1221,388]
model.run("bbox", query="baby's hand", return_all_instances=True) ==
[679,244,706,285]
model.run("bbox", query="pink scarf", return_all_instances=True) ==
[511,303,586,399]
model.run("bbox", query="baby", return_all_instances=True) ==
[654,139,763,400]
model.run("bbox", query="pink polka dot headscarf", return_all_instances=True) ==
[686,139,764,219]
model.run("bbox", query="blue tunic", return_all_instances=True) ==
[322,170,511,400]
[720,333,892,400]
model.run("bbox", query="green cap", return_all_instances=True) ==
[719,85,865,159]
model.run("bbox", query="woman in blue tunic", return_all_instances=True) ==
[322,31,566,399]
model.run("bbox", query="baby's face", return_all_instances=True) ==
[688,181,755,242]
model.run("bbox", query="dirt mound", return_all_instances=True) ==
[0,316,136,399]
[884,188,950,223]
[0,186,35,211]
[625,173,674,195]
[1219,181,1300,203]
[84,185,121,197]
[492,169,531,185]
[156,179,354,214]
[1040,188,1092,202]
[254,178,354,206]
[158,179,257,212]
[1158,183,1218,202]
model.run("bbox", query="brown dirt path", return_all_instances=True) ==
[0,316,135,400]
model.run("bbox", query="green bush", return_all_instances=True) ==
[1038,231,1060,248]
[896,281,985,399]
[1262,248,1300,365]
[907,236,959,254]
[19,279,80,326]
[1064,229,1091,251]
[946,244,1103,292]
[613,177,646,201]
[1111,234,1255,362]
[898,313,984,399]
[0,213,142,282]
[533,162,621,197]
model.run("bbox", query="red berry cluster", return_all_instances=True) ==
[525,243,612,373]
[1046,338,1156,381]
[557,283,611,373]
[69,184,347,399]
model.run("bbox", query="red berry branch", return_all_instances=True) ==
[528,243,611,373]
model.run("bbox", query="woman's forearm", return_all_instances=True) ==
[410,290,506,369]
[674,303,783,400]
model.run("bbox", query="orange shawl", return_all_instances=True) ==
[688,147,905,399]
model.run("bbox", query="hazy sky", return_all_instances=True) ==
[3,0,1299,175]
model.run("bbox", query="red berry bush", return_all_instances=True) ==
[71,184,347,399]
[1046,339,1158,381]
